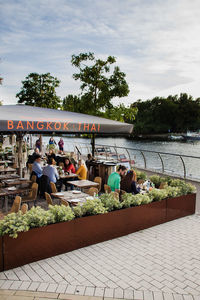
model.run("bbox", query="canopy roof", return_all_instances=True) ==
[0,105,133,135]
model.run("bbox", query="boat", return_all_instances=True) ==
[182,132,200,141]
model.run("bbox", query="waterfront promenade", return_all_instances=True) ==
[0,214,200,300]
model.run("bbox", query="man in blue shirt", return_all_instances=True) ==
[43,157,59,184]
[32,154,43,178]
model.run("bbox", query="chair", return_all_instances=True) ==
[31,174,37,183]
[94,177,102,192]
[28,163,33,174]
[159,182,168,189]
[40,175,51,197]
[9,196,21,214]
[87,187,99,196]
[110,191,119,200]
[21,203,28,214]
[45,192,53,206]
[104,184,111,194]
[50,182,57,193]
[21,182,38,207]
[60,199,69,207]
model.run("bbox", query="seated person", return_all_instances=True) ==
[76,159,87,180]
[43,157,61,191]
[32,154,43,179]
[120,170,140,194]
[85,153,95,168]
[46,149,57,163]
[27,148,40,165]
[107,165,127,192]
[63,158,75,173]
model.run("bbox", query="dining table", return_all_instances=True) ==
[0,167,17,174]
[2,178,32,187]
[0,186,31,212]
[51,190,91,206]
[0,174,20,181]
[67,180,99,190]
[59,173,78,180]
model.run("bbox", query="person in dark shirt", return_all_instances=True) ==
[120,170,140,194]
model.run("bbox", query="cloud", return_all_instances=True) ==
[1,0,200,105]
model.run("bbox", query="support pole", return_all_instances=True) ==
[91,134,95,157]
[17,133,23,178]
[39,134,42,154]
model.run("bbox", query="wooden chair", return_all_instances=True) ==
[21,183,38,207]
[50,182,57,193]
[159,182,168,189]
[137,179,144,185]
[87,187,99,196]
[27,163,33,174]
[9,196,21,214]
[110,191,119,200]
[21,203,28,214]
[104,184,111,194]
[45,192,53,206]
[31,174,37,183]
[60,199,69,207]
[94,176,102,192]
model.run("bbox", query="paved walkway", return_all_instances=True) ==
[1,215,200,300]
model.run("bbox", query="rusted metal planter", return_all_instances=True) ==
[0,194,196,271]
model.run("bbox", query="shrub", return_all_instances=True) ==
[25,206,55,228]
[73,198,107,217]
[148,188,168,201]
[0,212,29,238]
[169,179,196,195]
[121,193,152,208]
[99,193,122,212]
[134,169,147,181]
[165,186,180,198]
[48,205,75,222]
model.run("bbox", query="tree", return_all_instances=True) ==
[62,94,81,112]
[16,73,61,109]
[105,104,137,123]
[66,52,129,115]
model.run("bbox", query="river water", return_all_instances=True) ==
[33,135,200,181]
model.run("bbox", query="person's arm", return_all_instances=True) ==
[131,181,140,194]
[76,166,83,180]
[114,176,120,193]
[54,167,59,180]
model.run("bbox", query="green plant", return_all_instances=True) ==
[121,193,152,208]
[48,205,75,222]
[169,179,196,195]
[99,193,122,212]
[0,212,29,238]
[73,198,107,217]
[164,186,180,198]
[134,169,147,181]
[148,188,168,201]
[25,206,55,228]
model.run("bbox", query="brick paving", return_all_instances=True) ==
[1,215,200,299]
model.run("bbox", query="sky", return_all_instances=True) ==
[0,0,200,106]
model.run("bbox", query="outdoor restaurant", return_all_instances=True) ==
[0,105,196,272]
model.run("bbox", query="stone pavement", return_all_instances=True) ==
[1,215,200,300]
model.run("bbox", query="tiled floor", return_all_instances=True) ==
[1,215,200,300]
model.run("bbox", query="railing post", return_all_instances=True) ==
[140,151,147,169]
[125,148,132,164]
[158,153,165,173]
[180,155,186,179]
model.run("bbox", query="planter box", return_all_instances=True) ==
[0,194,196,271]
[166,193,196,221]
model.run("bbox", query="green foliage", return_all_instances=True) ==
[134,169,147,181]
[164,186,180,198]
[121,193,152,208]
[104,104,137,123]
[0,212,29,238]
[16,73,61,109]
[73,198,107,217]
[99,193,122,212]
[25,206,55,228]
[48,205,75,222]
[148,188,168,201]
[132,93,200,135]
[63,52,129,115]
[170,179,196,195]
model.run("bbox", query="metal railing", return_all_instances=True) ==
[70,141,200,181]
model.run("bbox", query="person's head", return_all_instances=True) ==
[117,165,127,177]
[78,159,87,169]
[34,154,41,163]
[125,170,134,182]
[34,148,39,154]
[64,157,71,166]
[47,157,54,165]
[87,153,92,160]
